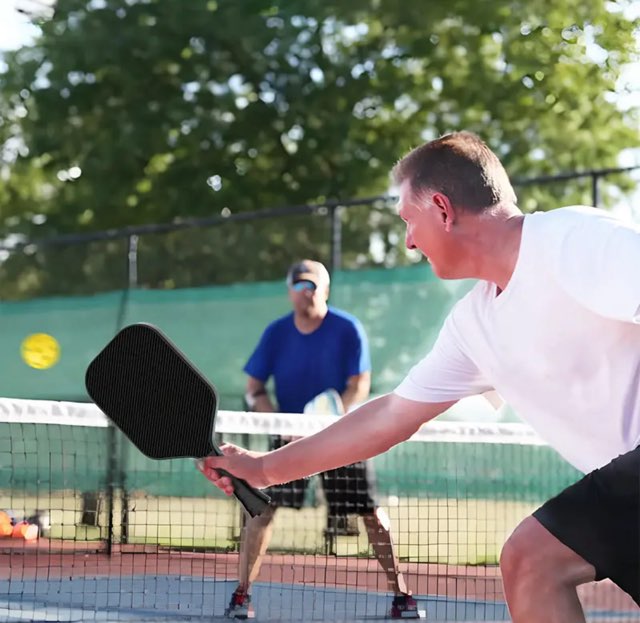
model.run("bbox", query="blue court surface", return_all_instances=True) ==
[2,575,639,622]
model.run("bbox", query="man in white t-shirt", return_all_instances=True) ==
[198,131,640,623]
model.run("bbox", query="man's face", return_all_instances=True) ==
[397,180,459,278]
[288,278,328,313]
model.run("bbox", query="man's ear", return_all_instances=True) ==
[432,192,456,232]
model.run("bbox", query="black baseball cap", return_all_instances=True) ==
[286,260,330,287]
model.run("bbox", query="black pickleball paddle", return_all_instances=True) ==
[85,323,270,518]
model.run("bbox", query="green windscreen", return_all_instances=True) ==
[0,264,474,408]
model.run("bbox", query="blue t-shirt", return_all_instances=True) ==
[243,307,371,414]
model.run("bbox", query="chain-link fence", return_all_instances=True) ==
[0,166,638,301]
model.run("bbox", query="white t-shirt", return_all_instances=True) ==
[395,206,640,473]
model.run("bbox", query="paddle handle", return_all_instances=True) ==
[209,447,271,517]
[217,468,271,517]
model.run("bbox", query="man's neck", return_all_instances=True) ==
[465,212,525,292]
[294,306,328,334]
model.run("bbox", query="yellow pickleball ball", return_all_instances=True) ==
[21,333,60,370]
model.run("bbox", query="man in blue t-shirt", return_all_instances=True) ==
[225,260,420,620]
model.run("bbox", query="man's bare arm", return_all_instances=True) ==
[340,371,371,412]
[245,376,275,412]
[199,393,456,491]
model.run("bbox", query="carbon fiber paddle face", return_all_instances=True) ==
[85,324,217,460]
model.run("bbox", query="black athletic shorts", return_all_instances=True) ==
[533,444,640,605]
[266,436,378,515]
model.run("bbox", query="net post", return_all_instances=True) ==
[119,435,129,545]
[105,424,117,555]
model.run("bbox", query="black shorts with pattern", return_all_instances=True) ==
[266,436,378,515]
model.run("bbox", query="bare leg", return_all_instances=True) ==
[363,508,409,595]
[237,505,277,592]
[500,516,596,623]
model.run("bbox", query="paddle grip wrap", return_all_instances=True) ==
[218,468,271,517]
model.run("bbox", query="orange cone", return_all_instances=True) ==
[0,511,12,537]
[11,521,39,541]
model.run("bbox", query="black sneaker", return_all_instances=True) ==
[390,594,424,619]
[225,588,255,620]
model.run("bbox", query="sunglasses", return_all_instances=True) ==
[291,280,317,292]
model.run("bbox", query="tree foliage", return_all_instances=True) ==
[0,0,638,297]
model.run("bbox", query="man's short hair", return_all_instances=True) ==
[392,131,517,213]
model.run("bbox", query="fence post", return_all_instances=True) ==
[115,234,138,332]
[128,234,139,288]
[329,205,342,275]
[591,173,600,208]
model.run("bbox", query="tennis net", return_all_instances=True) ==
[1,398,637,622]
